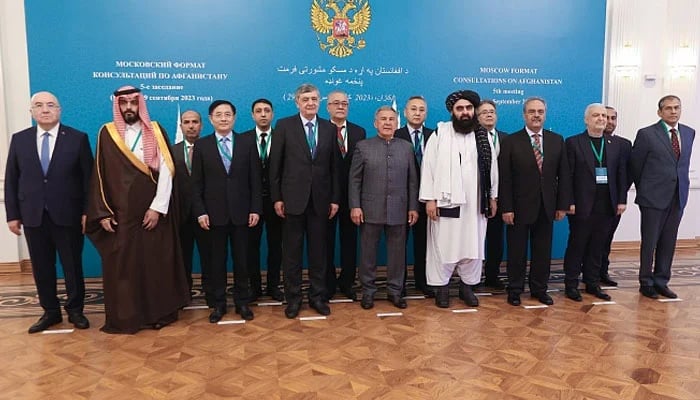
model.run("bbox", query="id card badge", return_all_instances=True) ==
[595,167,608,184]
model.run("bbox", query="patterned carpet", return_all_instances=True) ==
[2,261,699,318]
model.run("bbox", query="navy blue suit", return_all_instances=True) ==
[562,132,628,289]
[4,124,93,314]
[630,121,695,287]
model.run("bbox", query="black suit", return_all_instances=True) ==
[498,128,572,295]
[191,132,262,308]
[242,129,284,295]
[172,140,211,299]
[269,114,341,305]
[562,132,628,289]
[4,124,93,314]
[395,125,434,291]
[484,129,508,285]
[600,135,632,278]
[326,120,366,297]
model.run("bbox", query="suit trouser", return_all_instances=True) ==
[639,193,682,287]
[404,210,428,289]
[283,201,328,305]
[600,214,622,278]
[506,203,553,295]
[24,210,85,314]
[563,213,614,289]
[325,205,358,294]
[359,223,406,297]
[208,222,252,308]
[249,196,283,291]
[484,214,505,284]
[179,217,211,295]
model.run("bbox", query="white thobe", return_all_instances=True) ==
[419,123,498,285]
[125,122,172,214]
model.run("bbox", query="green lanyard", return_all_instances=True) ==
[217,135,233,161]
[130,131,142,152]
[183,143,192,173]
[589,137,605,167]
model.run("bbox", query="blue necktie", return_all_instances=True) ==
[306,121,316,157]
[413,130,422,163]
[220,136,231,171]
[40,132,50,175]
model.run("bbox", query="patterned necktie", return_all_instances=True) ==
[336,125,346,156]
[670,128,680,160]
[220,136,231,171]
[40,132,50,175]
[532,133,543,174]
[306,121,316,156]
[413,130,422,162]
[260,132,268,162]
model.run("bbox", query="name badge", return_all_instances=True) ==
[595,167,608,184]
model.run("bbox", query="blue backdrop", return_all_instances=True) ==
[25,0,607,277]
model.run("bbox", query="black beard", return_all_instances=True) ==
[123,111,139,125]
[451,115,477,133]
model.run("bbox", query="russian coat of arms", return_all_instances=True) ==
[311,0,371,58]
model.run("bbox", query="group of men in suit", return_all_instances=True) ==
[5,87,694,332]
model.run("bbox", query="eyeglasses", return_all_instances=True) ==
[31,103,59,110]
[478,110,495,116]
[329,101,349,107]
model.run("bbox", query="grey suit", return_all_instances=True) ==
[349,136,418,297]
[630,120,695,287]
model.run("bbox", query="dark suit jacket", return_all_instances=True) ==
[335,121,366,208]
[498,128,572,224]
[191,132,262,226]
[395,125,434,213]
[269,114,341,215]
[240,129,274,198]
[630,121,695,211]
[565,132,628,217]
[172,140,196,223]
[4,124,93,227]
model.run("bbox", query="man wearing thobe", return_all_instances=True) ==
[420,90,498,308]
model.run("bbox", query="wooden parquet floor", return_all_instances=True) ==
[1,249,699,400]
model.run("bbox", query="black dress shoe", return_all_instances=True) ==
[507,292,521,306]
[639,285,659,299]
[339,287,357,301]
[435,285,450,308]
[531,292,554,305]
[360,294,374,309]
[565,288,582,302]
[459,282,479,307]
[600,275,618,287]
[28,312,62,334]
[209,307,227,323]
[418,286,436,298]
[586,286,611,301]
[387,294,407,309]
[266,287,285,302]
[235,305,254,321]
[285,302,302,319]
[309,300,331,316]
[654,285,677,299]
[68,312,90,329]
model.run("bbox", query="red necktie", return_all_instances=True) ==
[532,133,543,173]
[670,128,680,160]
[336,125,346,156]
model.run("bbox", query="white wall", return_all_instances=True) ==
[605,0,700,242]
[0,0,697,268]
[0,0,31,265]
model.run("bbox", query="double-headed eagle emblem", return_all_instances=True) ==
[311,0,371,58]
